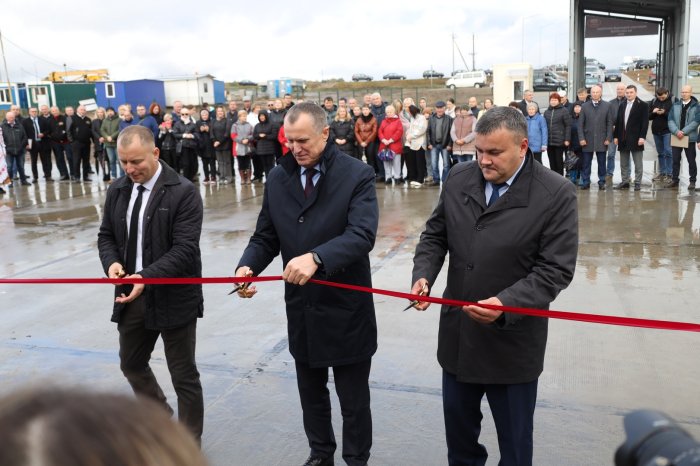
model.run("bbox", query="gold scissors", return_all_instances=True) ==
[116,268,126,278]
[403,283,429,311]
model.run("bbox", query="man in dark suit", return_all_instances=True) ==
[22,107,52,182]
[236,102,379,466]
[410,106,578,466]
[613,84,649,191]
[97,125,204,443]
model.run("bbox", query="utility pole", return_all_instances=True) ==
[452,32,455,75]
[0,27,14,104]
[469,34,476,71]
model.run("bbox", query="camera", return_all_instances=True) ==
[615,410,700,465]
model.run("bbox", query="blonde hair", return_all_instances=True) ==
[334,107,350,122]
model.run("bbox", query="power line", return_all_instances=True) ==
[1,33,75,71]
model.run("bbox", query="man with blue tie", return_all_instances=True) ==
[410,106,579,466]
[235,102,379,466]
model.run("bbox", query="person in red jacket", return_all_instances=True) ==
[278,125,289,156]
[378,105,404,184]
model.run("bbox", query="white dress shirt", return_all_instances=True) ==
[126,163,162,273]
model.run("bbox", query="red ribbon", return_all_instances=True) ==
[1,275,699,333]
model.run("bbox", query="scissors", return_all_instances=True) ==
[228,281,251,296]
[403,283,429,311]
[116,268,126,278]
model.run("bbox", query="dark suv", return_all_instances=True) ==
[422,69,444,79]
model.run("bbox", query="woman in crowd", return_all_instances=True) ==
[149,102,164,125]
[233,110,254,185]
[543,92,571,175]
[450,105,477,163]
[211,106,232,184]
[525,102,547,164]
[329,106,356,157]
[196,108,216,184]
[158,113,178,171]
[91,107,107,181]
[568,102,584,184]
[404,104,427,188]
[422,107,433,183]
[378,105,404,184]
[172,108,199,181]
[477,98,493,120]
[100,106,122,180]
[419,98,427,112]
[253,111,276,181]
[354,105,378,170]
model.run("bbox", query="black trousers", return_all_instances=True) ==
[32,140,52,179]
[672,144,697,183]
[259,153,276,179]
[404,147,426,183]
[547,146,565,175]
[180,146,198,181]
[118,296,203,441]
[71,140,91,180]
[442,371,538,466]
[295,359,372,466]
[251,151,264,180]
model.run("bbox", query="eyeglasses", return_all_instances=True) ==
[180,113,189,116]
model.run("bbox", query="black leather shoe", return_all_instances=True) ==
[302,455,334,466]
[614,182,630,190]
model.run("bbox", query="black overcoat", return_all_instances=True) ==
[238,142,378,367]
[412,155,578,384]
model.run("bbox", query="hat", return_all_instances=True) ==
[435,100,446,108]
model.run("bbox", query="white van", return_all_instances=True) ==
[445,70,488,89]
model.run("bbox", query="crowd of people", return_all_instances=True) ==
[2,82,698,196]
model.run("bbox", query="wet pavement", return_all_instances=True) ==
[2,97,700,465]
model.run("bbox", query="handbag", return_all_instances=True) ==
[377,148,395,161]
[564,150,579,171]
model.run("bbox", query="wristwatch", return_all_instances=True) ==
[310,251,323,268]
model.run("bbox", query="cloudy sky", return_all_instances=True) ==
[2,0,698,83]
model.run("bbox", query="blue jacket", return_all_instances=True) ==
[668,96,700,143]
[137,115,160,140]
[526,113,547,152]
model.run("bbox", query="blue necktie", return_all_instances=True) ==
[488,182,508,206]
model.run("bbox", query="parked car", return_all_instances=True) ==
[382,73,406,80]
[648,67,656,85]
[585,75,602,90]
[620,63,634,72]
[550,64,568,72]
[445,70,488,89]
[634,59,656,69]
[585,65,605,83]
[533,77,567,92]
[689,70,700,77]
[604,68,622,82]
[351,73,373,82]
[423,69,444,79]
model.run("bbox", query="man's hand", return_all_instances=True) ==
[115,273,144,304]
[637,138,645,146]
[234,266,257,298]
[463,297,503,324]
[283,253,318,285]
[409,278,431,311]
[579,139,587,147]
[108,262,125,279]
[677,131,684,139]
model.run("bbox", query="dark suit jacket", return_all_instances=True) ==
[614,98,650,151]
[238,142,379,367]
[22,116,49,144]
[412,155,578,384]
[97,161,204,329]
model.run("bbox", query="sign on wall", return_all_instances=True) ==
[585,15,659,38]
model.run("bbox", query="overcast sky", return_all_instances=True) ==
[2,0,698,83]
